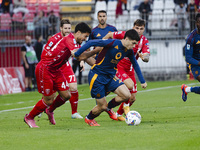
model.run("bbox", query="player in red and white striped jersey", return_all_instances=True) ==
[103,19,150,121]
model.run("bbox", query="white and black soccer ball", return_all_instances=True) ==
[125,110,141,126]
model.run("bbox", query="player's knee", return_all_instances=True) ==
[122,92,131,101]
[129,94,136,102]
[101,105,108,111]
[62,92,71,101]
[126,83,134,90]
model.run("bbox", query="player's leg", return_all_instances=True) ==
[181,66,200,102]
[85,97,107,126]
[24,62,55,128]
[62,63,83,119]
[69,82,83,119]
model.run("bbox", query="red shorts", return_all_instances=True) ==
[116,66,137,93]
[35,62,69,96]
[60,62,77,84]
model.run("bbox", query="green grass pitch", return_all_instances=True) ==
[0,80,200,150]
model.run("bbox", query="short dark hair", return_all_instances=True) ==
[134,19,146,27]
[97,10,107,16]
[124,29,140,41]
[75,22,91,34]
[195,13,200,21]
[60,19,71,27]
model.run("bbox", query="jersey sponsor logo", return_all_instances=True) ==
[196,40,200,44]
[73,39,77,44]
[96,33,101,37]
[48,41,53,47]
[46,47,50,50]
[114,45,119,49]
[186,44,190,50]
[145,43,149,45]
[117,31,122,34]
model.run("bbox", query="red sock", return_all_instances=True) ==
[48,95,66,112]
[69,90,78,114]
[28,99,48,119]
[117,102,124,115]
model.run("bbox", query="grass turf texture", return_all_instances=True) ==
[0,80,200,150]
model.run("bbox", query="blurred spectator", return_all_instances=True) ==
[195,0,199,6]
[1,0,12,13]
[13,0,29,14]
[187,0,198,31]
[43,34,52,50]
[21,36,38,91]
[138,0,152,33]
[48,10,58,35]
[34,11,49,39]
[174,0,188,5]
[121,0,127,10]
[34,35,43,62]
[72,58,83,85]
[116,0,123,18]
[95,0,108,5]
[175,2,187,35]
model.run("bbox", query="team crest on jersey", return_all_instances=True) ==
[195,71,198,74]
[48,41,53,47]
[45,89,50,95]
[115,52,122,59]
[96,33,101,37]
[186,44,190,50]
[46,47,50,50]
[117,31,122,34]
[196,40,200,44]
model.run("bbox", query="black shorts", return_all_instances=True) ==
[23,63,35,78]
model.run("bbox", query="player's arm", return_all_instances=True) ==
[21,46,29,69]
[185,40,200,65]
[137,52,150,62]
[85,57,96,66]
[128,52,147,89]
[103,32,114,39]
[72,47,102,61]
[74,39,112,57]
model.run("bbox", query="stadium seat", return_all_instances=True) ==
[49,0,60,3]
[163,9,176,30]
[49,3,60,13]
[150,10,163,30]
[24,13,35,31]
[164,0,175,10]
[38,0,49,4]
[107,10,115,21]
[153,0,164,10]
[38,4,49,14]
[25,0,38,4]
[0,13,12,31]
[95,1,106,12]
[129,10,140,21]
[26,3,37,14]
[12,13,23,22]
[107,1,117,11]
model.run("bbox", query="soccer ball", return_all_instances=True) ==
[125,111,141,126]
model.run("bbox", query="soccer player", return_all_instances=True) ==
[182,13,200,102]
[24,22,91,128]
[73,29,147,126]
[103,19,150,121]
[89,10,117,40]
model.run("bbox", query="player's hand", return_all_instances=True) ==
[141,82,147,89]
[137,52,149,62]
[71,49,79,57]
[80,60,85,72]
[25,63,29,69]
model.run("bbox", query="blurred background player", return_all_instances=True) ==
[89,10,117,40]
[103,19,150,121]
[73,29,147,126]
[24,22,91,128]
[182,13,200,102]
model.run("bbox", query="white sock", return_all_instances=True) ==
[123,103,129,107]
[185,87,191,93]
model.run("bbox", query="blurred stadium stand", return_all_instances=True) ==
[0,0,194,82]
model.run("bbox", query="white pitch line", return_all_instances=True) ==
[0,83,197,113]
